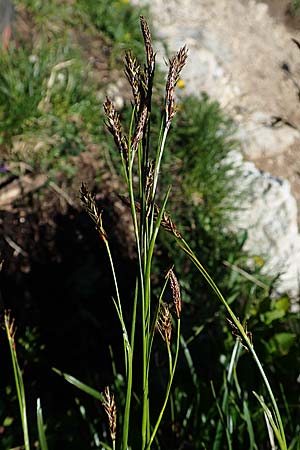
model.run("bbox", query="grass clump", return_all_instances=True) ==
[0,43,101,176]
[77,17,288,450]
[1,4,300,450]
[1,0,149,179]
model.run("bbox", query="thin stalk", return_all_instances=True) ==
[213,340,241,450]
[143,188,172,440]
[175,237,287,449]
[148,273,171,360]
[211,381,233,450]
[147,319,181,449]
[151,124,169,206]
[125,110,150,449]
[180,335,201,431]
[126,137,149,449]
[103,240,132,450]
[37,398,48,450]
[122,351,132,450]
[5,313,30,450]
[140,126,170,442]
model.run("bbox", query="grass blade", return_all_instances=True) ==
[253,391,286,450]
[37,398,48,450]
[53,368,104,401]
[4,311,30,450]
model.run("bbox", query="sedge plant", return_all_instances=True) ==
[4,310,49,450]
[77,16,287,450]
[80,16,186,450]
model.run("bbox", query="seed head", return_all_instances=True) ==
[102,386,117,443]
[157,302,172,344]
[140,16,155,76]
[165,46,188,127]
[124,50,141,107]
[167,269,182,319]
[132,104,148,149]
[160,209,182,239]
[103,97,128,163]
[80,183,107,243]
[4,311,16,343]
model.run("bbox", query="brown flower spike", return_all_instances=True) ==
[165,45,188,127]
[103,98,128,163]
[80,183,107,243]
[168,269,182,319]
[140,15,155,77]
[102,386,117,443]
[157,302,172,344]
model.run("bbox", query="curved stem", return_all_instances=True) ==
[176,237,287,450]
[147,319,181,449]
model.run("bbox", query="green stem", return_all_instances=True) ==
[5,314,30,450]
[147,319,181,449]
[104,241,132,450]
[176,237,287,449]
[213,341,241,450]
[151,124,169,204]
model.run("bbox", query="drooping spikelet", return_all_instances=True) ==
[132,104,148,149]
[140,15,155,77]
[80,183,107,243]
[124,50,141,108]
[157,302,172,344]
[103,97,128,163]
[165,46,188,127]
[4,311,16,346]
[167,269,182,319]
[102,386,117,443]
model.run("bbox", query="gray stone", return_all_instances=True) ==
[133,0,300,298]
[236,112,299,159]
[232,156,300,298]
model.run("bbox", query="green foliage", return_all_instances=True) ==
[290,0,300,16]
[1,2,300,450]
[77,0,147,58]
[167,94,240,220]
[0,42,102,175]
[1,0,149,177]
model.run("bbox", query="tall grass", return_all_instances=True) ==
[2,12,293,450]
[79,16,288,450]
[80,17,186,448]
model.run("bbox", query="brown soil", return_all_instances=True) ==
[0,6,134,314]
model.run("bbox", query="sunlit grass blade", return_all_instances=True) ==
[243,398,258,450]
[37,398,48,450]
[211,380,233,450]
[175,236,288,449]
[213,341,241,450]
[4,311,30,450]
[52,368,104,401]
[253,391,287,450]
[147,318,181,449]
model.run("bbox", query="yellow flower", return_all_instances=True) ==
[177,79,185,89]
[253,255,264,268]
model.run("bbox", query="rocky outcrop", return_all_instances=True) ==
[231,152,300,298]
[135,0,300,297]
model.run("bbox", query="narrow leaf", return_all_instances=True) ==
[37,398,48,450]
[53,368,104,401]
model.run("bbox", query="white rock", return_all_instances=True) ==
[232,159,300,298]
[237,112,299,159]
[133,0,300,298]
